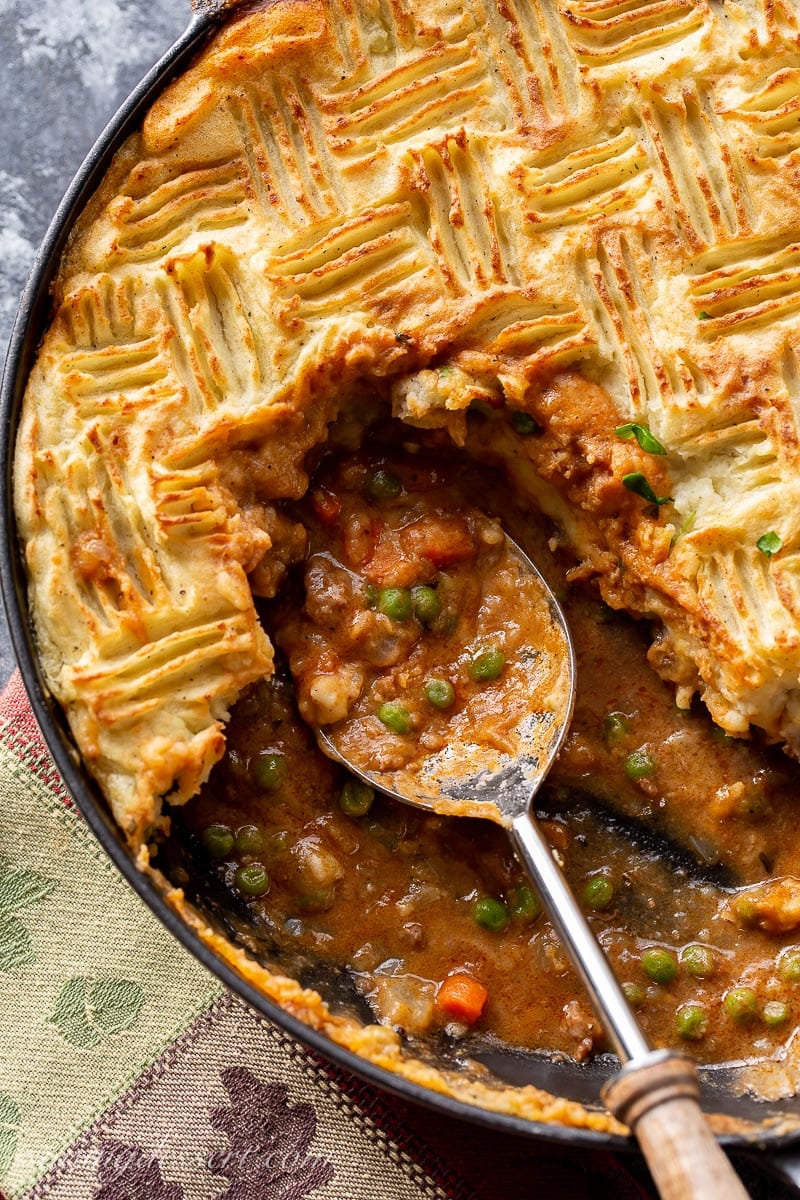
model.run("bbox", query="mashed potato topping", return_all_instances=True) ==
[16,0,800,844]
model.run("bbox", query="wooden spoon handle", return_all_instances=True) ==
[603,1052,750,1200]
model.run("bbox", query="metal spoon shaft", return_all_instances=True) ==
[510,811,649,1063]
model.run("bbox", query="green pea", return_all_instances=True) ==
[509,885,542,922]
[265,830,291,856]
[235,863,270,897]
[623,982,646,1008]
[473,897,510,933]
[297,887,335,913]
[603,712,630,747]
[583,875,615,911]
[511,411,541,436]
[680,944,715,979]
[724,987,759,1024]
[676,1003,708,1042]
[201,823,234,859]
[378,701,412,735]
[254,753,286,790]
[625,749,656,781]
[468,646,505,682]
[779,948,800,982]
[378,587,412,621]
[412,585,441,624]
[234,824,264,855]
[733,894,758,926]
[367,469,402,501]
[641,947,678,984]
[339,779,374,817]
[763,1000,790,1028]
[424,678,455,710]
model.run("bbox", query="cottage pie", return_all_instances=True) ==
[15,0,800,1115]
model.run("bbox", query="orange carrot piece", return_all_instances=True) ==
[311,488,342,525]
[401,516,475,567]
[435,974,488,1024]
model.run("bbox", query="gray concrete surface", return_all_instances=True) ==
[0,0,188,685]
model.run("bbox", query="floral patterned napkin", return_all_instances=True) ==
[0,670,656,1200]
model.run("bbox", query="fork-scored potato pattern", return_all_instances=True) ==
[15,0,800,841]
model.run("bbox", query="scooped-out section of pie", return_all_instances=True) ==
[167,407,800,1078]
[275,433,572,822]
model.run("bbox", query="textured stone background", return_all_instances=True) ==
[0,0,188,684]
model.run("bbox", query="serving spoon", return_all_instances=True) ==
[317,533,749,1200]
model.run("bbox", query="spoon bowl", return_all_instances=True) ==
[317,537,576,825]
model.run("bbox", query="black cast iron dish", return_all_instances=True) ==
[2,1,800,1190]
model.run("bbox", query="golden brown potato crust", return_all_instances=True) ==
[16,0,800,843]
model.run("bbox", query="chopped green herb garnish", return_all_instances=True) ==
[757,531,782,556]
[671,510,696,548]
[614,423,667,456]
[622,473,672,505]
[698,311,712,320]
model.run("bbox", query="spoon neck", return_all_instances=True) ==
[509,813,650,1063]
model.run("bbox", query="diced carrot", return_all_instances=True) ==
[311,488,342,525]
[400,516,475,568]
[435,973,488,1024]
[363,534,419,586]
